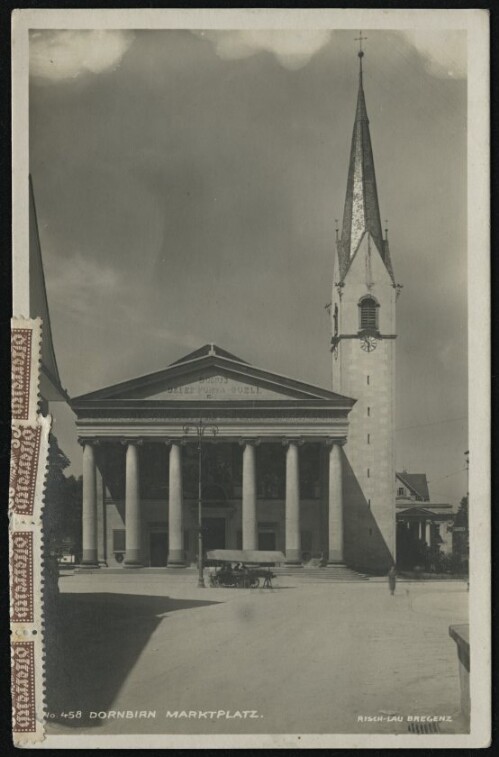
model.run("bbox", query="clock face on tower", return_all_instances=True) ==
[360,335,377,352]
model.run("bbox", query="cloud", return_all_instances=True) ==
[30,30,135,82]
[401,30,466,79]
[194,30,332,70]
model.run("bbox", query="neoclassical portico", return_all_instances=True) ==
[73,344,354,569]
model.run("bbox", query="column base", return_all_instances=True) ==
[98,560,108,567]
[285,547,302,564]
[81,550,99,567]
[327,560,345,566]
[285,551,303,567]
[167,560,186,568]
[328,549,344,564]
[123,559,143,568]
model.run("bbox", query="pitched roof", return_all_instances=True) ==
[72,344,356,405]
[170,343,248,365]
[396,505,454,519]
[396,471,430,501]
[29,176,70,403]
[338,53,394,282]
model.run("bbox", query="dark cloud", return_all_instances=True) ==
[30,29,468,504]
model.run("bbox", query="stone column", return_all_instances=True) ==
[328,441,344,564]
[81,441,99,567]
[96,463,107,566]
[124,441,142,567]
[242,440,257,550]
[284,440,301,565]
[168,442,185,567]
[425,521,431,546]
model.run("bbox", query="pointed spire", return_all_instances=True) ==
[29,176,69,402]
[338,40,394,281]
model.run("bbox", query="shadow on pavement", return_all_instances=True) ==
[44,593,220,728]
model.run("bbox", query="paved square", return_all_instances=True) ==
[45,574,468,735]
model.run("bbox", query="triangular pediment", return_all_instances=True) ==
[129,368,301,401]
[396,506,436,518]
[72,346,355,405]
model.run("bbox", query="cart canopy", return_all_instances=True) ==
[206,549,286,565]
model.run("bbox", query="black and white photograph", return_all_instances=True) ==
[11,8,490,749]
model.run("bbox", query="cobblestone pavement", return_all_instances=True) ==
[45,574,468,736]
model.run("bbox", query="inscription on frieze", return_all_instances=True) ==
[149,375,289,401]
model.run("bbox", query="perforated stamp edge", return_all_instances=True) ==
[10,318,51,745]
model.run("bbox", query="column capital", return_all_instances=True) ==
[78,437,100,447]
[325,437,347,448]
[120,437,144,447]
[281,437,305,447]
[238,437,261,447]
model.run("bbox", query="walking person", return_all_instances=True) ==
[388,564,397,596]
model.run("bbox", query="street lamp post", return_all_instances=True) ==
[464,450,469,501]
[183,419,219,588]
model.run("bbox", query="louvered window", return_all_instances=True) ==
[359,297,379,331]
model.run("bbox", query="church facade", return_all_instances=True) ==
[72,50,399,574]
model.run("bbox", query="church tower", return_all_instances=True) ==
[331,41,400,566]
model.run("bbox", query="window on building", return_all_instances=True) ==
[397,487,405,496]
[113,529,126,552]
[359,296,379,331]
[258,530,277,551]
[301,531,313,561]
[257,443,285,499]
[299,443,321,499]
[183,442,240,501]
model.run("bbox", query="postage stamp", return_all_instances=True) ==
[9,328,51,745]
[10,8,490,750]
[11,319,41,425]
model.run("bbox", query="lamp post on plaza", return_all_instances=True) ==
[183,419,219,588]
[464,450,469,501]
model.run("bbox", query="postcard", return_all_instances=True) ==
[10,8,490,749]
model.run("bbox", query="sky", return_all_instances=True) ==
[29,28,468,506]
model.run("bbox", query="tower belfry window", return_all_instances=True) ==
[359,296,379,331]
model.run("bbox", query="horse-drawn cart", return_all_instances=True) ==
[206,549,285,589]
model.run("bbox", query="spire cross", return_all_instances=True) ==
[354,31,368,56]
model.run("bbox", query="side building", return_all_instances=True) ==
[395,471,455,569]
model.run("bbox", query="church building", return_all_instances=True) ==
[72,48,400,574]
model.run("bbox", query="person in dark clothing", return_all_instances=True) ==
[388,565,397,595]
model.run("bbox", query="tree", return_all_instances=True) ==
[453,495,469,570]
[43,434,82,560]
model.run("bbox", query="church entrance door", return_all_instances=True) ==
[203,517,226,551]
[150,531,168,567]
[258,531,276,550]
